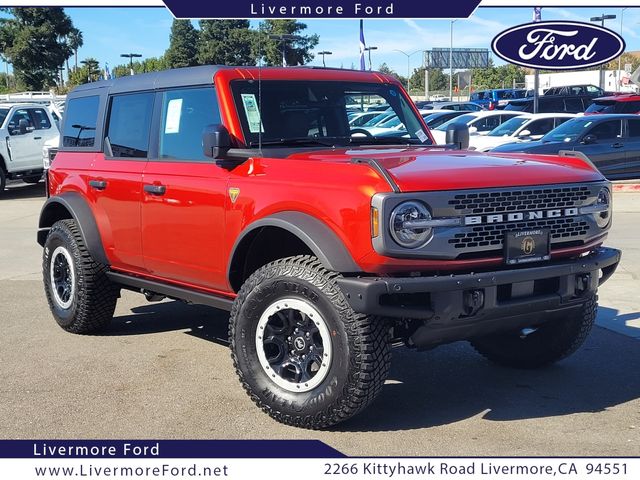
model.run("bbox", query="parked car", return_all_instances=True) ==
[0,103,60,193]
[491,114,640,180]
[543,84,605,97]
[469,89,527,110]
[469,113,575,151]
[421,101,484,112]
[430,110,524,144]
[37,65,619,429]
[504,95,593,114]
[584,94,640,115]
[421,110,468,129]
[348,111,383,127]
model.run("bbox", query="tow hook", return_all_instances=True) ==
[463,289,484,316]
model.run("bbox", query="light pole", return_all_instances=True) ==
[268,34,301,67]
[618,8,628,90]
[364,46,377,71]
[120,53,142,76]
[449,20,457,101]
[393,49,421,95]
[318,50,332,67]
[590,14,616,89]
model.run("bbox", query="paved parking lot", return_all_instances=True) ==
[0,182,638,456]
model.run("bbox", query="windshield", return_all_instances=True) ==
[0,108,9,127]
[231,80,430,146]
[435,113,476,131]
[487,116,529,137]
[540,119,590,142]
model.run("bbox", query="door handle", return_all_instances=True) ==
[34,136,42,140]
[89,180,107,190]
[611,143,624,148]
[144,184,166,196]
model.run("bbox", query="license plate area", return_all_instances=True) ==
[505,229,550,265]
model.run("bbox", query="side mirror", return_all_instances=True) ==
[17,119,29,135]
[518,129,531,138]
[468,126,478,134]
[582,134,597,145]
[446,122,470,150]
[202,124,231,159]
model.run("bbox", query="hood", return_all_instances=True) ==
[286,146,604,192]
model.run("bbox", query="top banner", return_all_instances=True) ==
[161,0,481,19]
[2,0,640,16]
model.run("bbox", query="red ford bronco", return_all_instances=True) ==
[38,66,620,428]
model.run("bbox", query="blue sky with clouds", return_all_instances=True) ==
[63,7,639,76]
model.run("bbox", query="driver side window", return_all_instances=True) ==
[8,109,34,135]
[588,120,622,141]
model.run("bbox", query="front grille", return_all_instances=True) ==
[449,185,591,215]
[449,217,590,249]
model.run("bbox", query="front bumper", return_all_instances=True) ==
[337,247,621,348]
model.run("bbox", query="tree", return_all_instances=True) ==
[165,19,199,69]
[258,20,318,66]
[0,8,74,90]
[68,64,90,86]
[378,63,407,88]
[197,20,256,66]
[410,67,448,93]
[67,27,83,71]
[471,61,525,90]
[81,57,100,82]
[112,56,168,77]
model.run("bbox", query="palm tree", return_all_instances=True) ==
[68,28,83,71]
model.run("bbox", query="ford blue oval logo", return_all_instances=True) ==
[492,21,625,70]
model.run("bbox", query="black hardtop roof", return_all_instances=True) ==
[68,64,385,98]
[69,65,232,95]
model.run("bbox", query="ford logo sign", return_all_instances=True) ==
[492,21,625,70]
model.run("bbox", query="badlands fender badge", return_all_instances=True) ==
[228,187,240,204]
[491,21,625,70]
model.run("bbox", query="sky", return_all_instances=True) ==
[53,7,640,77]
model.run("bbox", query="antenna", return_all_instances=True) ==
[258,23,263,154]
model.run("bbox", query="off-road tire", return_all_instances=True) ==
[229,255,391,429]
[23,175,42,184]
[470,294,597,369]
[43,219,118,333]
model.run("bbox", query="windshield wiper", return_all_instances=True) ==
[249,137,341,148]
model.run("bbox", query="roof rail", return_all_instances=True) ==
[0,91,67,103]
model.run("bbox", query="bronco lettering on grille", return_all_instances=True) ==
[464,208,579,226]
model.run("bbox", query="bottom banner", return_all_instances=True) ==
[1,457,637,479]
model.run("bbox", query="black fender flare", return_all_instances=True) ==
[228,211,361,281]
[37,192,109,265]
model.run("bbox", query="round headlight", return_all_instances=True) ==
[390,201,432,248]
[595,187,611,228]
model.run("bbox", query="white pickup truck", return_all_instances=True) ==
[0,103,59,193]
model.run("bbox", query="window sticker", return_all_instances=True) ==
[416,129,428,143]
[165,98,183,134]
[241,93,263,133]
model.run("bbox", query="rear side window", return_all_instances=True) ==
[563,98,584,113]
[159,87,221,162]
[30,108,51,130]
[63,96,100,148]
[106,93,154,158]
[628,119,640,138]
[620,101,640,114]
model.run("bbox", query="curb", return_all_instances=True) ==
[613,183,640,192]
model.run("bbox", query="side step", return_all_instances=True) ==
[106,272,234,311]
